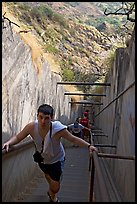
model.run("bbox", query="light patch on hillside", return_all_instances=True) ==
[43,53,61,74]
[21,33,43,75]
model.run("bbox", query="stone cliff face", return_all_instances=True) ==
[2,21,81,142]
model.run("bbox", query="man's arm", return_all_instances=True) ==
[2,123,33,152]
[57,128,97,152]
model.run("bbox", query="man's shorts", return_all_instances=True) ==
[38,159,65,182]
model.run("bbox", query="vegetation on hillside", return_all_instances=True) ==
[2,2,134,96]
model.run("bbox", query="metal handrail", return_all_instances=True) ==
[94,144,116,148]
[2,139,34,156]
[57,82,111,86]
[69,101,103,105]
[88,129,135,202]
[90,151,110,202]
[95,81,135,117]
[98,153,135,160]
[64,92,106,96]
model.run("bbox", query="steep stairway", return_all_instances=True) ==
[14,147,91,202]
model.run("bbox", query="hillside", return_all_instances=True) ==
[2,2,129,93]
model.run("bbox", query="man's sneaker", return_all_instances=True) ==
[47,192,59,202]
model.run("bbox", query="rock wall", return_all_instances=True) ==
[94,29,135,201]
[2,22,81,144]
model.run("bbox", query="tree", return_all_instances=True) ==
[104,2,135,23]
[104,2,135,36]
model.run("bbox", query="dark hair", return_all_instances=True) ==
[37,104,54,117]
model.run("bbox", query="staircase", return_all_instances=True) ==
[13,147,91,202]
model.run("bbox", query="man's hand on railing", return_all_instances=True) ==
[2,142,11,152]
[88,145,98,155]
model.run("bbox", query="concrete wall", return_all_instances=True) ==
[2,142,37,202]
[2,22,82,201]
[94,29,135,201]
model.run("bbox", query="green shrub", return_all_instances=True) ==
[30,5,53,20]
[44,43,58,54]
[17,3,31,11]
[62,68,75,81]
[53,13,68,28]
